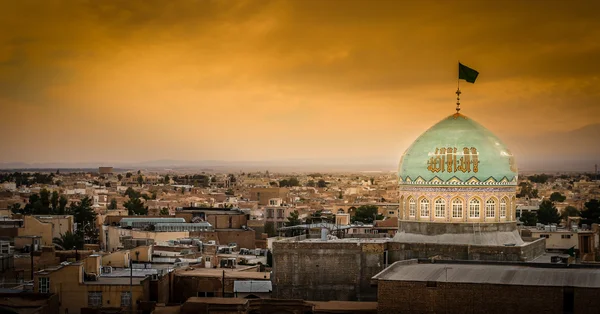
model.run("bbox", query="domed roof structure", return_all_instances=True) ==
[398,113,517,186]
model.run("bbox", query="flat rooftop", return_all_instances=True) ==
[300,238,389,243]
[309,301,378,312]
[85,277,145,285]
[175,267,270,280]
[373,260,600,288]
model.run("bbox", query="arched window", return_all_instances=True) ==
[435,198,445,218]
[500,198,507,218]
[420,198,430,217]
[409,198,416,217]
[486,199,496,218]
[469,199,480,218]
[452,198,463,218]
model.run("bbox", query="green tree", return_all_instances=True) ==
[57,195,68,215]
[50,191,59,212]
[9,203,21,214]
[23,193,43,215]
[181,187,185,194]
[151,191,157,200]
[520,211,538,226]
[69,196,97,227]
[159,208,170,216]
[117,174,123,181]
[352,205,382,223]
[317,179,327,188]
[517,182,537,198]
[285,210,302,227]
[124,197,148,215]
[549,192,566,202]
[537,200,561,225]
[264,222,276,237]
[107,198,118,210]
[561,205,580,221]
[288,177,301,187]
[164,174,170,183]
[39,188,51,214]
[528,174,550,184]
[126,172,132,178]
[137,175,144,186]
[580,199,600,225]
[53,231,84,250]
[125,187,140,199]
[306,180,315,187]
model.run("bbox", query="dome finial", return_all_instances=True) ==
[456,87,461,113]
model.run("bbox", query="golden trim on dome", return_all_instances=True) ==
[451,113,468,120]
[484,177,498,183]
[467,177,481,184]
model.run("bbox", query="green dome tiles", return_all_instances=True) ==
[398,113,518,186]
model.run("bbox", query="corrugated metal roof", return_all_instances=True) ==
[121,218,186,223]
[154,222,211,227]
[233,280,272,293]
[277,223,351,231]
[377,263,600,288]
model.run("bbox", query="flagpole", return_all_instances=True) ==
[456,62,461,114]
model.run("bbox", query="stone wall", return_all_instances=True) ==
[272,240,387,301]
[388,238,545,262]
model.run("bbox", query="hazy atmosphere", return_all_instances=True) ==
[1,0,599,171]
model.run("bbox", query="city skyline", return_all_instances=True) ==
[1,1,599,170]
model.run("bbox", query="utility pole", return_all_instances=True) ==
[222,269,225,297]
[129,254,133,313]
[30,237,34,281]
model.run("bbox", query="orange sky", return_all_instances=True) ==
[1,0,599,169]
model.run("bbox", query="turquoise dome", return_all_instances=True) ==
[398,113,518,186]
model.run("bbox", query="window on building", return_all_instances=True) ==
[388,211,395,215]
[38,277,50,293]
[120,291,131,308]
[420,198,430,217]
[561,234,571,239]
[469,199,480,218]
[434,198,445,218]
[500,198,507,218]
[409,198,416,217]
[267,209,274,218]
[452,199,463,218]
[540,234,550,238]
[485,199,496,218]
[88,291,102,307]
[277,209,284,218]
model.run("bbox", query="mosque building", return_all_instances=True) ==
[392,111,545,260]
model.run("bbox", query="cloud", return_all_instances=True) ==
[0,0,599,167]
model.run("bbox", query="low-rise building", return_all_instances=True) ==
[373,259,600,314]
[33,254,151,314]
